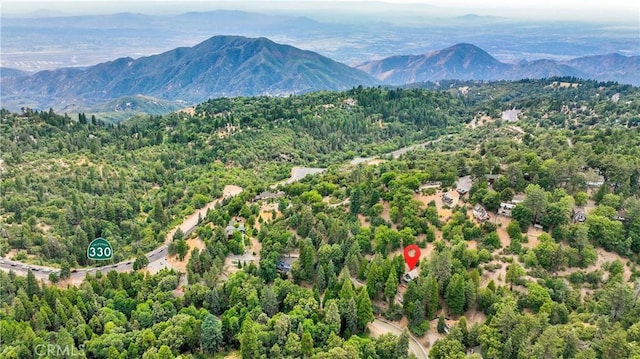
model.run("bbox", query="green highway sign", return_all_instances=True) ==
[87,238,113,260]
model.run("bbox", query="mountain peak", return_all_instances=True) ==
[1,36,377,111]
[357,43,639,85]
[356,43,506,84]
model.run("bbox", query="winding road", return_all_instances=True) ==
[369,318,429,359]
[2,138,447,357]
[0,185,243,282]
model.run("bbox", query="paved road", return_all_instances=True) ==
[270,167,327,189]
[348,136,450,166]
[369,318,429,359]
[1,135,448,284]
[0,185,242,281]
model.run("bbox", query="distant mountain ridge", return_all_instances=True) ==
[2,39,638,113]
[0,67,29,78]
[357,43,640,85]
[0,35,377,112]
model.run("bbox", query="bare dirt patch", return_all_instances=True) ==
[481,261,506,287]
[466,115,495,129]
[522,226,545,249]
[166,237,205,272]
[380,201,392,223]
[412,190,461,222]
[176,107,195,116]
[492,215,512,248]
[358,214,371,228]
[557,247,632,282]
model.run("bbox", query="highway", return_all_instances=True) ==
[0,185,242,281]
[0,152,435,356]
[1,138,446,280]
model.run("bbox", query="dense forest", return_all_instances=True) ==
[1,78,640,358]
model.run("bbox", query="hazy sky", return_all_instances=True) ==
[2,0,639,22]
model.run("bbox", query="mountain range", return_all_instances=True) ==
[357,43,640,85]
[1,37,638,113]
[0,35,376,112]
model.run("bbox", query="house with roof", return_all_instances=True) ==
[402,268,420,283]
[615,210,627,222]
[441,193,454,206]
[584,168,605,188]
[253,191,284,202]
[485,174,502,185]
[276,261,292,273]
[498,202,516,217]
[225,220,246,239]
[473,204,490,222]
[572,208,586,223]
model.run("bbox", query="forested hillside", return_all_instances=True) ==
[1,78,640,359]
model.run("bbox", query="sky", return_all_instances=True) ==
[1,0,639,23]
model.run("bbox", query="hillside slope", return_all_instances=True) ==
[358,43,639,85]
[0,35,377,111]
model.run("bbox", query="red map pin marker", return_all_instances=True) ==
[403,244,421,271]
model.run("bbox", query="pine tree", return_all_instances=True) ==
[425,275,439,319]
[316,264,327,293]
[344,297,358,336]
[324,300,341,334]
[204,288,221,315]
[284,332,302,358]
[437,314,446,333]
[25,270,40,298]
[262,286,279,317]
[356,288,375,332]
[445,273,466,316]
[201,314,223,354]
[384,267,398,302]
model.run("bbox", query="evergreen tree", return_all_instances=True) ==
[201,314,223,354]
[425,275,439,319]
[316,264,327,293]
[25,270,40,298]
[437,314,446,334]
[344,297,358,336]
[446,274,466,316]
[262,286,278,317]
[356,288,375,332]
[384,267,398,302]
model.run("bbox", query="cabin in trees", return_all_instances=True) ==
[225,220,245,239]
[402,268,420,283]
[485,174,502,185]
[253,191,284,202]
[584,169,605,188]
[473,204,490,222]
[498,202,516,217]
[572,208,586,223]
[441,193,454,206]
